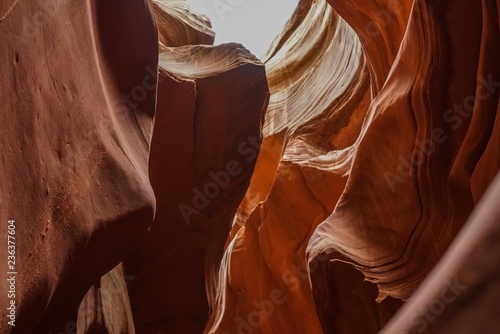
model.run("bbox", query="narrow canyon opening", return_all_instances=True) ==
[185,0,299,57]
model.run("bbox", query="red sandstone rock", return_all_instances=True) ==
[209,0,500,333]
[0,0,158,332]
[381,171,500,334]
[78,264,135,334]
[308,0,500,305]
[124,44,269,334]
[205,1,401,333]
[1,0,499,333]
[152,0,215,49]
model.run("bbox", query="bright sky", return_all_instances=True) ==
[185,0,299,58]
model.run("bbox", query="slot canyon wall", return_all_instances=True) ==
[0,0,499,333]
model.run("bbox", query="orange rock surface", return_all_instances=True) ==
[1,0,499,333]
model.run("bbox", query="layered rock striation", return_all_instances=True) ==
[1,0,499,333]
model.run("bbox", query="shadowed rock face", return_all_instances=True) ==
[381,172,500,334]
[0,0,158,332]
[1,0,499,333]
[124,44,269,334]
[78,264,136,334]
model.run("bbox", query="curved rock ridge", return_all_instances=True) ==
[124,43,269,334]
[152,0,215,50]
[209,0,500,333]
[234,0,368,236]
[307,0,500,307]
[327,0,412,95]
[381,171,500,334]
[262,0,358,138]
[158,44,264,78]
[204,1,404,333]
[0,0,158,332]
[1,0,499,333]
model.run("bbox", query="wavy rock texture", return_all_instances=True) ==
[1,0,499,333]
[152,0,215,49]
[381,171,500,333]
[0,0,158,332]
[206,1,403,333]
[209,0,500,333]
[308,0,500,306]
[327,0,412,94]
